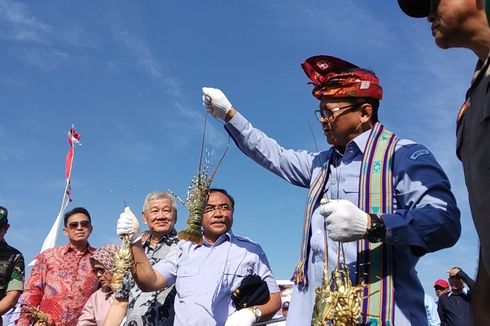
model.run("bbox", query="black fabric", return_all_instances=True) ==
[437,270,475,326]
[231,274,269,310]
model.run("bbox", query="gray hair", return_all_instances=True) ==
[142,191,177,217]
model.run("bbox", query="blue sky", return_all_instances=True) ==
[0,0,478,299]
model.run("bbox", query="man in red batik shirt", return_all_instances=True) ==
[17,207,98,326]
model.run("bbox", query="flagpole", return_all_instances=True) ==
[28,126,80,266]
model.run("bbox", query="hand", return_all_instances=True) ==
[448,267,461,278]
[224,308,256,326]
[116,207,141,243]
[319,199,368,242]
[202,87,233,122]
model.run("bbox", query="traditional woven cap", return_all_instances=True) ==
[434,278,449,288]
[397,0,431,18]
[301,55,383,100]
[0,206,8,225]
[91,244,119,271]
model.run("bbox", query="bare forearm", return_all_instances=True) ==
[0,291,21,315]
[130,241,166,291]
[103,299,128,326]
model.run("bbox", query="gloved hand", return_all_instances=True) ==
[319,199,368,242]
[116,207,142,244]
[224,308,256,326]
[202,87,233,122]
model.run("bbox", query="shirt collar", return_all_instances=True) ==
[203,230,234,247]
[338,126,373,156]
[63,242,96,255]
[142,229,178,247]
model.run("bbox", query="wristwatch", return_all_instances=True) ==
[365,214,386,243]
[251,306,262,321]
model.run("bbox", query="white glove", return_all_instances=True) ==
[202,87,233,122]
[319,199,368,242]
[224,308,256,326]
[116,207,141,244]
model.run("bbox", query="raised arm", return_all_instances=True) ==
[203,86,318,188]
[116,207,167,292]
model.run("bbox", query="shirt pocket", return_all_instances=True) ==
[176,264,200,299]
[223,264,254,287]
[342,184,359,197]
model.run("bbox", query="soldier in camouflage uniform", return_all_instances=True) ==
[0,206,25,325]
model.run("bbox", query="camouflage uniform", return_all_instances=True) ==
[0,206,24,326]
[0,239,25,325]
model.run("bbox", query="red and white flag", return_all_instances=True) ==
[29,126,82,266]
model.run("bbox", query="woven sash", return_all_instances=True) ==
[357,123,398,326]
[292,160,329,288]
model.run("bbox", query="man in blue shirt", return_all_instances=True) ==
[116,188,281,326]
[202,54,461,325]
[438,267,475,326]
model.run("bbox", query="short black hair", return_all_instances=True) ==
[64,207,91,227]
[209,188,235,209]
[351,97,380,123]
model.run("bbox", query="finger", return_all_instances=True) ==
[322,202,337,215]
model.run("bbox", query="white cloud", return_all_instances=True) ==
[0,0,51,43]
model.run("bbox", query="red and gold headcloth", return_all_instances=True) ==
[301,55,383,100]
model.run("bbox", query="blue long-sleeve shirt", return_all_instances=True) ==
[225,112,461,325]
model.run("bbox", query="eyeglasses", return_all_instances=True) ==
[203,204,232,214]
[68,220,91,230]
[314,104,360,121]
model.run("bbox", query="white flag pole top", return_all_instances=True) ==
[28,125,81,267]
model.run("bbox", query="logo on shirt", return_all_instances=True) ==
[410,149,429,160]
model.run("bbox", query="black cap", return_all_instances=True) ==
[398,0,431,18]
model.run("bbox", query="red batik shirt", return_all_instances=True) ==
[17,243,98,326]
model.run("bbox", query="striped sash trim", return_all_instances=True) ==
[358,123,398,326]
[292,160,329,287]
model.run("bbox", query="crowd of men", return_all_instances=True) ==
[1,0,490,325]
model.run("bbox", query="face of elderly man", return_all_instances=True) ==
[142,197,177,238]
[202,190,234,243]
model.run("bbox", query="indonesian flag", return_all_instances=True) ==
[28,126,81,266]
[65,127,80,202]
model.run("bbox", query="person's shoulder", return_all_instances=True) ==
[38,245,66,259]
[234,234,259,244]
[233,235,264,252]
[1,243,23,257]
[439,292,450,303]
[393,138,438,162]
